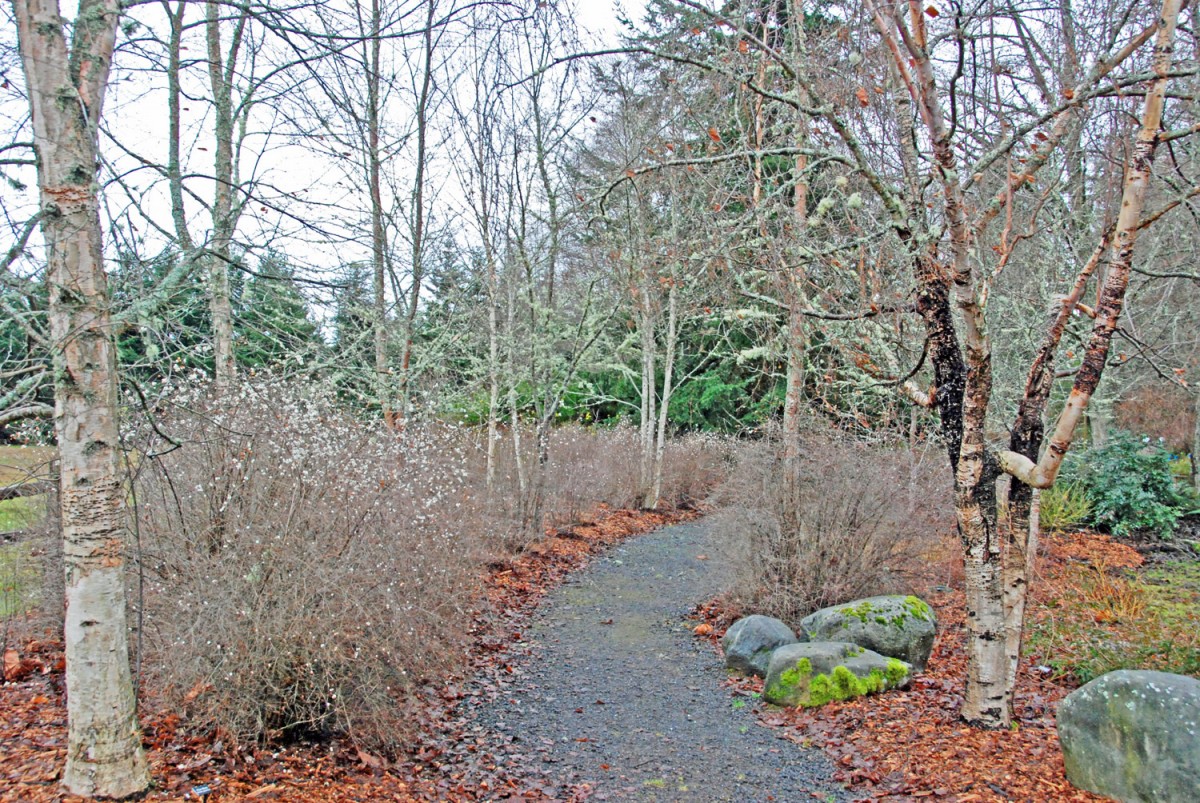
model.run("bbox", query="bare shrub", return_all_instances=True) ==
[714,428,951,625]
[128,380,479,752]
[660,432,731,508]
[543,425,643,525]
[477,424,729,549]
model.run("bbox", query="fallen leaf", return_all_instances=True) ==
[357,748,385,768]
[3,649,19,681]
[245,784,281,799]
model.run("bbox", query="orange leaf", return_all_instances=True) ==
[694,623,714,636]
[855,87,870,107]
[2,649,17,680]
[738,39,749,54]
[708,127,722,143]
[925,5,939,16]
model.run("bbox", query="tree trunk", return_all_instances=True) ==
[1089,406,1110,448]
[485,259,500,497]
[396,0,436,424]
[165,0,194,255]
[994,0,1183,722]
[1193,390,1200,494]
[651,278,678,506]
[638,289,657,507]
[205,0,239,391]
[14,0,150,795]
[782,0,809,464]
[364,0,393,428]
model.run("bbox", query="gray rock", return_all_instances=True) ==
[720,614,799,677]
[1058,670,1200,802]
[762,641,910,707]
[800,595,937,670]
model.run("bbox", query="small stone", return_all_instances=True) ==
[720,615,799,677]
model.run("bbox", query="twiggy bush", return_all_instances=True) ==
[480,424,727,550]
[714,429,949,624]
[129,380,480,752]
[660,432,731,507]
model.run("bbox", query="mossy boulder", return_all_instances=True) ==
[762,641,910,708]
[721,615,799,677]
[800,595,937,670]
[1058,670,1200,802]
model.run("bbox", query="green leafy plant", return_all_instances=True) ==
[1062,430,1195,538]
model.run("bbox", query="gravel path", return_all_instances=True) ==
[467,520,853,802]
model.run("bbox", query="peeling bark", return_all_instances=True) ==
[14,0,150,795]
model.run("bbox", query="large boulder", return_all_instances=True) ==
[1058,670,1200,802]
[721,615,799,677]
[762,641,910,708]
[800,595,937,670]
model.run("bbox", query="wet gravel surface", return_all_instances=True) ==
[466,520,853,802]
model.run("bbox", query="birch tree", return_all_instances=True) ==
[621,0,1197,726]
[13,0,150,795]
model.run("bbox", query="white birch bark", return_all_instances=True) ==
[651,278,678,505]
[205,0,242,391]
[14,0,150,795]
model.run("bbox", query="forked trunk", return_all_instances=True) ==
[993,0,1182,722]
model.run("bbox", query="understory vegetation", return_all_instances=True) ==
[1059,430,1199,538]
[4,2,1200,792]
[1027,544,1200,684]
[712,428,951,624]
[6,381,724,751]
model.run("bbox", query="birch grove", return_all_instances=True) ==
[2,9,1199,798]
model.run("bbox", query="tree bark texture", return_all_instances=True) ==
[205,0,243,391]
[14,0,150,795]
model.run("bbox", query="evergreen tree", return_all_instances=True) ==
[235,250,322,371]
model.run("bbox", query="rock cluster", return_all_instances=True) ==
[720,594,936,708]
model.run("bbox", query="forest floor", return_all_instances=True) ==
[695,527,1199,802]
[2,507,1198,802]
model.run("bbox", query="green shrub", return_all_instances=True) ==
[1039,482,1092,532]
[1063,430,1195,538]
